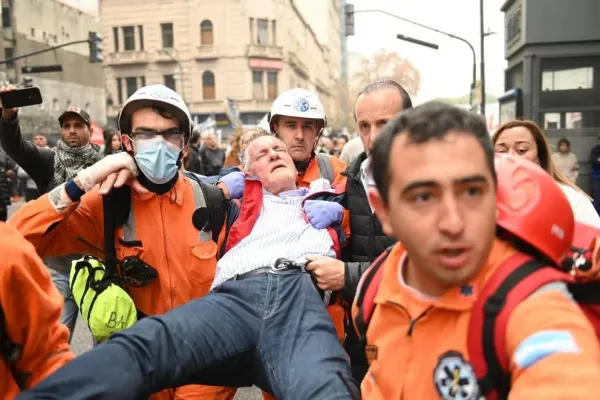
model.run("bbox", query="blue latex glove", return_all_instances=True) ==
[303,200,344,229]
[218,171,245,199]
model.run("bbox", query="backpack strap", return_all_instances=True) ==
[102,185,131,278]
[183,171,226,244]
[316,153,335,185]
[0,303,27,389]
[468,252,567,400]
[353,246,393,342]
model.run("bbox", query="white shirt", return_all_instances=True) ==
[559,184,600,228]
[211,179,337,289]
[360,156,376,212]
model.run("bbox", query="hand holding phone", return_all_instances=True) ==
[0,85,43,120]
[0,85,19,120]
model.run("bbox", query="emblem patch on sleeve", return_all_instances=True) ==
[433,351,480,400]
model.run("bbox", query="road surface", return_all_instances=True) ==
[8,200,262,399]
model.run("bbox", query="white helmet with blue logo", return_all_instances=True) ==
[268,88,327,133]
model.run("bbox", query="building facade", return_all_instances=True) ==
[101,0,344,138]
[1,0,106,136]
[501,0,600,194]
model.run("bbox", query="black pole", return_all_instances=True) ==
[355,9,477,109]
[480,0,486,116]
[0,39,91,66]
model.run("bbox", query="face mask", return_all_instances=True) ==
[134,138,180,184]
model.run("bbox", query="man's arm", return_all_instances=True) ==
[506,283,600,398]
[0,223,75,388]
[8,182,105,259]
[0,116,54,192]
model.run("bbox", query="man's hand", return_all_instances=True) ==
[0,84,19,120]
[98,169,149,195]
[306,255,345,291]
[77,152,139,193]
[303,200,343,229]
[218,171,245,199]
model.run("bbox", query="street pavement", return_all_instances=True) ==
[8,200,262,400]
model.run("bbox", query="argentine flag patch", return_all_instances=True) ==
[513,330,580,369]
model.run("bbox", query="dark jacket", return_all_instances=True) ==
[185,144,203,175]
[591,144,600,179]
[199,146,225,177]
[0,150,16,208]
[0,116,57,193]
[341,152,396,302]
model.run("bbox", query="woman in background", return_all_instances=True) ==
[493,119,600,227]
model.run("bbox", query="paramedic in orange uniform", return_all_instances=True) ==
[8,85,243,400]
[0,222,74,398]
[357,101,600,399]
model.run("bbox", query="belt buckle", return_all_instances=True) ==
[271,258,293,273]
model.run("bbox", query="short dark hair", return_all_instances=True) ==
[371,101,495,204]
[558,137,570,148]
[358,80,413,109]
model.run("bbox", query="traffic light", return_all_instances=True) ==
[88,31,103,63]
[344,3,355,37]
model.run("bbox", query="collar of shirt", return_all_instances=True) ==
[360,156,376,188]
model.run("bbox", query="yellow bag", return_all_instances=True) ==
[69,255,138,342]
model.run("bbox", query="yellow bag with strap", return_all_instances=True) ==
[69,255,137,343]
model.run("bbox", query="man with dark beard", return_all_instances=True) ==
[0,85,102,342]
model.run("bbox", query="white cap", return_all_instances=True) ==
[118,84,192,136]
[268,88,327,131]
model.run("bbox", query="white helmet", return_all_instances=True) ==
[117,84,193,137]
[268,88,327,132]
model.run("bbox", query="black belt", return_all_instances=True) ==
[228,258,307,282]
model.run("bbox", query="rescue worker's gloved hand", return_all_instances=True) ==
[304,200,343,229]
[77,152,138,192]
[218,171,245,199]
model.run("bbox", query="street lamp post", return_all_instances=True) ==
[354,9,477,110]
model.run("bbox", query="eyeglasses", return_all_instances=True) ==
[132,130,185,149]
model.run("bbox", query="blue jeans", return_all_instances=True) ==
[18,271,359,400]
[51,270,78,343]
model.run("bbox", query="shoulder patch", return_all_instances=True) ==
[433,351,480,400]
[513,330,580,369]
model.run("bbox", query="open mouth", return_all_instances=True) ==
[436,247,470,269]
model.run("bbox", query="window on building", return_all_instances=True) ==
[4,47,13,68]
[122,26,135,51]
[164,74,176,91]
[257,19,269,45]
[542,67,594,91]
[267,71,278,99]
[30,27,35,37]
[140,76,146,87]
[200,20,213,45]
[125,77,138,98]
[161,23,174,49]
[138,25,144,51]
[543,112,561,129]
[202,71,215,100]
[116,78,123,104]
[252,71,264,99]
[2,7,10,28]
[113,27,119,52]
[271,20,277,45]
[249,18,254,44]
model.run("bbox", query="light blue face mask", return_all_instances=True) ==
[134,138,180,184]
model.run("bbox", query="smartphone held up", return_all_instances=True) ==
[0,87,43,109]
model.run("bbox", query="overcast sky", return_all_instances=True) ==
[346,0,507,104]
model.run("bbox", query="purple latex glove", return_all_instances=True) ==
[218,171,245,199]
[303,200,343,229]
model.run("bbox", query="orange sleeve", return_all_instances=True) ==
[506,285,600,398]
[8,186,105,259]
[0,223,75,388]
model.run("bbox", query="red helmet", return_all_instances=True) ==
[495,153,574,265]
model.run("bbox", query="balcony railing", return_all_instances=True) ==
[106,51,148,65]
[246,44,284,60]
